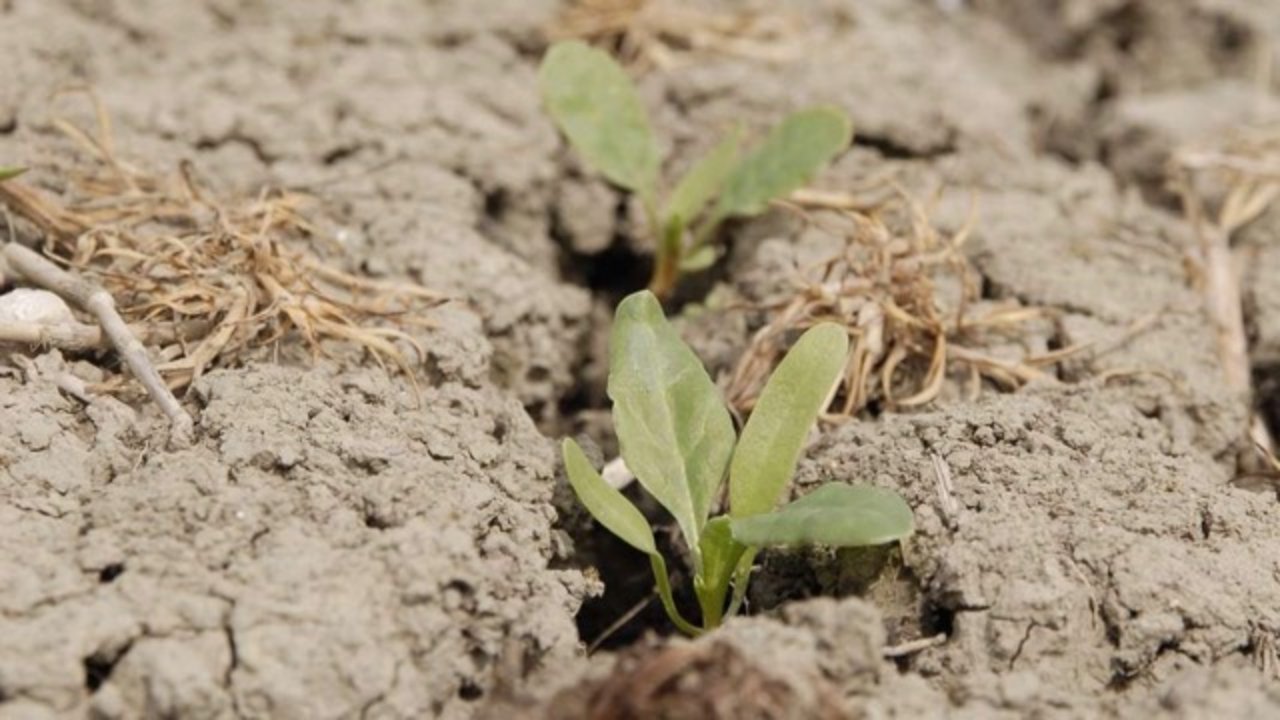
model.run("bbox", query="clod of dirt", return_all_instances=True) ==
[650,0,1089,168]
[1099,81,1280,205]
[785,386,1280,715]
[492,596,944,720]
[1131,659,1280,717]
[0,364,590,718]
[973,0,1267,95]
[347,190,593,421]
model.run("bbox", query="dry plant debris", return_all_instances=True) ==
[0,99,444,425]
[550,0,800,72]
[1172,122,1280,471]
[724,187,1146,419]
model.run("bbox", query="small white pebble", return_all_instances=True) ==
[0,288,75,325]
[603,457,634,490]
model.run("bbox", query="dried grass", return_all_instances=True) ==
[1172,121,1280,472]
[550,0,800,72]
[724,186,1140,420]
[0,93,444,394]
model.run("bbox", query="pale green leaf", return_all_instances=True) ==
[665,127,742,226]
[0,167,26,182]
[539,41,660,203]
[694,516,746,628]
[649,552,703,636]
[562,438,657,556]
[729,322,848,518]
[562,439,702,634]
[608,290,736,565]
[678,244,717,273]
[717,107,852,217]
[730,484,914,547]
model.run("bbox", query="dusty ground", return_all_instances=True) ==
[1,0,1279,718]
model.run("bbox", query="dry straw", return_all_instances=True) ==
[0,93,443,438]
[551,0,799,71]
[1172,121,1280,474]
[723,185,1150,420]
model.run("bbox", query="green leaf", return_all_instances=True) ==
[562,438,703,635]
[562,438,657,556]
[678,244,717,273]
[0,167,26,182]
[608,290,736,567]
[694,516,747,628]
[730,484,914,547]
[539,41,660,204]
[729,322,848,518]
[716,107,852,218]
[665,127,742,226]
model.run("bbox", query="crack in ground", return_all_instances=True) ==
[194,132,277,165]
[1008,620,1041,670]
[221,599,246,719]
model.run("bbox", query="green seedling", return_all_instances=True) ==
[0,167,25,181]
[562,290,913,634]
[539,41,852,299]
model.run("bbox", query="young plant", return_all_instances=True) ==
[562,290,913,634]
[0,167,25,181]
[539,41,852,299]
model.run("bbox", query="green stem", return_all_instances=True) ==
[695,572,727,630]
[724,548,757,619]
[647,213,683,300]
[649,553,702,636]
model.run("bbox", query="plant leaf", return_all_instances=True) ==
[665,127,742,226]
[730,322,848,518]
[608,290,736,566]
[562,438,657,556]
[562,438,703,635]
[677,244,717,272]
[716,107,852,218]
[730,484,914,547]
[0,167,26,182]
[694,516,746,628]
[539,41,660,204]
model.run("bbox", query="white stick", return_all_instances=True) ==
[2,243,194,445]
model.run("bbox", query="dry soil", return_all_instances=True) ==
[1,1,1279,719]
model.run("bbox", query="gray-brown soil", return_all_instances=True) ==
[2,1,1279,718]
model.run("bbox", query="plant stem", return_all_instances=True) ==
[695,573,726,630]
[647,213,682,300]
[649,553,702,636]
[724,549,757,619]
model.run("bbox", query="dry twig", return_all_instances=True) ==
[882,632,948,658]
[3,243,194,441]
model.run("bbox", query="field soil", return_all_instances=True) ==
[2,1,1280,718]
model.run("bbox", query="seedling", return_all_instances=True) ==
[539,40,852,299]
[562,290,913,634]
[0,167,24,181]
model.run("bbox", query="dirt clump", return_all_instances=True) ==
[0,363,590,718]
